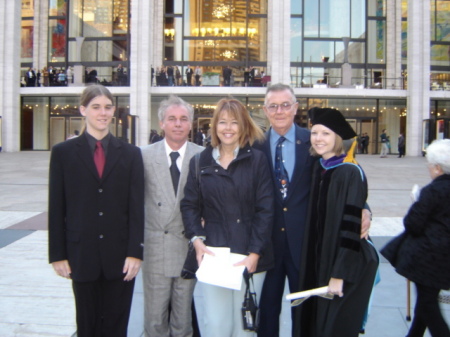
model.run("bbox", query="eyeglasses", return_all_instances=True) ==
[265,102,296,113]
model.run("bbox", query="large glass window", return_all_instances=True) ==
[48,19,67,62]
[21,0,34,63]
[431,0,450,66]
[165,0,267,68]
[291,0,379,87]
[50,0,131,70]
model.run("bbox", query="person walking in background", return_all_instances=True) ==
[382,139,450,337]
[48,84,145,337]
[176,66,182,86]
[380,129,389,157]
[141,95,203,337]
[244,67,250,87]
[167,65,174,86]
[294,108,378,337]
[186,65,193,86]
[398,132,406,158]
[181,98,274,337]
[222,66,232,86]
[149,129,163,144]
[26,67,36,87]
[117,64,126,86]
[194,66,202,86]
[361,132,370,154]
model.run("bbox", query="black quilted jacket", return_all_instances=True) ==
[393,174,450,289]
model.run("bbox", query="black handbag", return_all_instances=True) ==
[180,241,198,279]
[380,231,407,267]
[180,153,202,280]
[241,272,260,332]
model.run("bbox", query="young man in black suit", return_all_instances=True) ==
[48,84,145,337]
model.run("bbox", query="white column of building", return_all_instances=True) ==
[152,0,164,72]
[267,0,290,85]
[130,0,153,146]
[0,1,21,152]
[407,0,430,156]
[33,0,49,73]
[386,0,402,89]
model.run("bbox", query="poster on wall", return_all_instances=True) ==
[437,119,444,140]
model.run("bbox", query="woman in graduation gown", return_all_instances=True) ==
[294,108,378,337]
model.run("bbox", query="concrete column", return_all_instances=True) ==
[33,0,49,72]
[386,0,402,89]
[130,0,152,147]
[0,1,21,152]
[152,0,164,70]
[267,0,290,85]
[407,0,430,156]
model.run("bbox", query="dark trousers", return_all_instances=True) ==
[406,283,450,337]
[72,275,135,337]
[258,243,299,337]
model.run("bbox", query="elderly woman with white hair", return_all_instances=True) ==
[382,139,450,337]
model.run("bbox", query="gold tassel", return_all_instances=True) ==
[343,138,358,164]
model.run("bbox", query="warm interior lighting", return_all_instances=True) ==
[212,4,235,19]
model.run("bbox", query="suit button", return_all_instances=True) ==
[158,202,162,206]
[236,219,240,223]
[98,188,103,193]
[283,207,288,212]
[99,234,104,239]
[164,230,168,234]
[281,228,285,232]
[99,212,103,216]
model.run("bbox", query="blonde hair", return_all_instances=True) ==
[309,132,345,157]
[210,98,264,148]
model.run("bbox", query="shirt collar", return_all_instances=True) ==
[270,124,296,145]
[163,139,188,161]
[212,146,239,164]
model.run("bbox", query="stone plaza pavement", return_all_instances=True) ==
[0,150,449,337]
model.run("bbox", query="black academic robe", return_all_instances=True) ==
[295,160,378,337]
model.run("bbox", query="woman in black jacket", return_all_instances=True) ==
[382,139,450,337]
[181,98,274,337]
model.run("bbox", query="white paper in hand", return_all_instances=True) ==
[411,184,420,202]
[286,286,334,307]
[195,246,246,290]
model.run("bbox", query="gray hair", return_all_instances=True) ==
[426,139,450,174]
[158,95,194,122]
[264,83,296,105]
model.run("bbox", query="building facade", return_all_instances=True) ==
[0,0,449,154]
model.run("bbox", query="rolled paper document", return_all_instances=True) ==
[286,286,334,307]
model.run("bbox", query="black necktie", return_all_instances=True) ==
[275,136,289,198]
[170,152,180,195]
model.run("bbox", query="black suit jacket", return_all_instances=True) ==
[48,134,145,282]
[254,125,316,270]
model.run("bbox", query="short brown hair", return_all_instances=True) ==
[210,98,264,148]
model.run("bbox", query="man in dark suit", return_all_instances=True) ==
[48,84,145,337]
[256,84,371,336]
[255,83,315,337]
[185,65,193,86]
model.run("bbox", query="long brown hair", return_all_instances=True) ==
[210,98,264,148]
[80,84,114,107]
